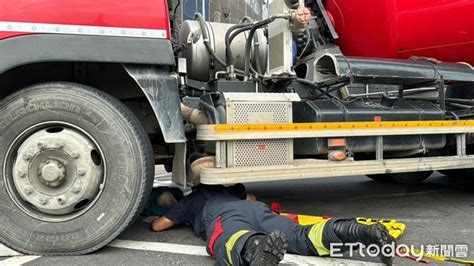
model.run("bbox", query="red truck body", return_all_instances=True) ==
[326,0,474,65]
[0,0,171,40]
[1,0,473,64]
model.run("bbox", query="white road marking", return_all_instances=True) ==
[109,239,208,256]
[0,245,22,257]
[109,239,381,265]
[0,21,167,39]
[0,256,41,266]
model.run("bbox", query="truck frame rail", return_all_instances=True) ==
[197,120,474,184]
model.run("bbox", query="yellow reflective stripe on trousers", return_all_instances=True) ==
[308,220,330,256]
[225,230,250,265]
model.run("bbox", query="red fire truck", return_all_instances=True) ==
[1,0,473,255]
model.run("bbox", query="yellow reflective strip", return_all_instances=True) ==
[225,230,250,265]
[356,217,407,239]
[308,220,330,256]
[213,120,474,132]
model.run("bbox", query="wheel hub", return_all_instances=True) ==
[12,127,104,216]
[38,159,66,187]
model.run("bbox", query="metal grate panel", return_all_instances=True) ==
[233,139,290,167]
[232,103,289,124]
[225,97,293,167]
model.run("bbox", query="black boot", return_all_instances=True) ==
[242,230,288,266]
[333,220,396,265]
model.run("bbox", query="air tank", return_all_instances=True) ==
[178,21,267,81]
[325,0,474,65]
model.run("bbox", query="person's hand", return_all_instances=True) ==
[246,193,257,201]
[152,217,175,232]
[143,216,161,224]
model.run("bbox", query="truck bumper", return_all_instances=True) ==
[196,120,474,185]
[200,156,474,184]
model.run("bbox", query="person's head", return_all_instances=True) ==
[157,191,177,209]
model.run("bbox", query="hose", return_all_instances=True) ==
[297,26,312,61]
[223,23,261,77]
[244,15,291,79]
[194,13,227,68]
[240,16,254,24]
[195,13,248,77]
[225,24,252,67]
[295,78,337,99]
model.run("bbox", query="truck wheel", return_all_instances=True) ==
[389,171,433,184]
[366,174,392,182]
[439,169,474,178]
[367,171,433,184]
[0,82,154,255]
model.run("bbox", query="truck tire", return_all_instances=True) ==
[439,169,474,178]
[0,82,154,255]
[367,171,433,184]
[389,171,433,184]
[366,174,392,182]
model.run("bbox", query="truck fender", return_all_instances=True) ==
[123,64,186,143]
[123,64,187,186]
[0,34,175,75]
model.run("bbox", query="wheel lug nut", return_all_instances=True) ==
[77,168,87,176]
[39,197,49,205]
[17,171,26,178]
[23,152,33,161]
[37,142,47,149]
[71,152,80,159]
[24,186,33,195]
[54,141,65,149]
[72,186,81,194]
[57,196,66,205]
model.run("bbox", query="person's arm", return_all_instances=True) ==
[151,217,175,232]
[151,195,189,232]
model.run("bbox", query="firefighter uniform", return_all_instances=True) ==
[163,185,350,265]
[202,194,343,265]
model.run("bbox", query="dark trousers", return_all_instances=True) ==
[202,196,342,265]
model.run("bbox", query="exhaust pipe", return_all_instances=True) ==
[315,53,474,87]
[190,156,215,180]
[181,103,209,125]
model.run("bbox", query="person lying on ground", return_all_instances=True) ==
[150,184,395,266]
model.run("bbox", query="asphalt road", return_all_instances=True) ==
[1,172,474,265]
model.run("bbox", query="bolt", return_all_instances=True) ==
[39,197,49,205]
[54,141,65,149]
[71,152,80,159]
[23,152,33,161]
[77,168,87,176]
[17,171,26,178]
[72,186,81,194]
[23,186,33,195]
[37,141,47,150]
[57,196,66,205]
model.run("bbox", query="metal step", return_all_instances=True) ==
[200,156,474,184]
